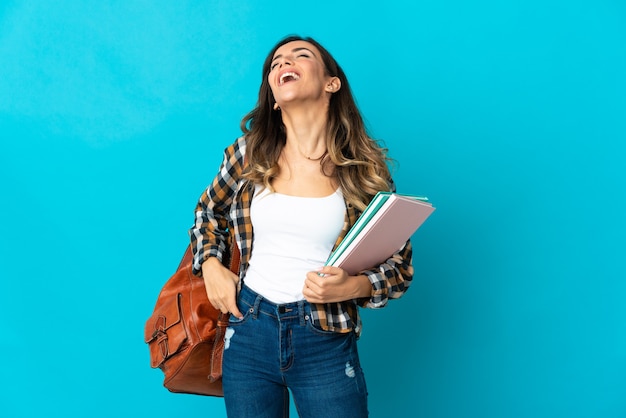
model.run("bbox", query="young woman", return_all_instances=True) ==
[190,35,414,418]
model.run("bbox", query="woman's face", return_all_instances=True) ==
[268,40,336,108]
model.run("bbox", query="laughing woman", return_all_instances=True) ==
[190,35,413,418]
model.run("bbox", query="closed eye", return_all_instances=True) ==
[270,47,316,70]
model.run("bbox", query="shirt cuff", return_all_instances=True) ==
[357,269,388,309]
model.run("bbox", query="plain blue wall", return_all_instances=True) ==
[1,1,624,417]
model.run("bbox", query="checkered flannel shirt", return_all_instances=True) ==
[190,136,414,336]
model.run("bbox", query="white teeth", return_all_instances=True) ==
[279,72,300,85]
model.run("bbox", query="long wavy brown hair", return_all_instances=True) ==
[241,35,392,211]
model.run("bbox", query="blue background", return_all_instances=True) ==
[1,1,624,417]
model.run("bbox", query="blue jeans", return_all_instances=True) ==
[222,284,369,418]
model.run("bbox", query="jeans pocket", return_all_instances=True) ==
[228,299,253,326]
[305,316,349,337]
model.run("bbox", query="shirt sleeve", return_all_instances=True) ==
[189,137,246,276]
[356,239,414,308]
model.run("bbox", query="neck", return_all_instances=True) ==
[280,104,329,160]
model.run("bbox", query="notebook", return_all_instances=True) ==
[326,192,435,275]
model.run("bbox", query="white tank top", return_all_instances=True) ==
[244,186,346,303]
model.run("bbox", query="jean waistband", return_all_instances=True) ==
[238,284,311,323]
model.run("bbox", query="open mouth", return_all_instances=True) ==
[279,71,300,85]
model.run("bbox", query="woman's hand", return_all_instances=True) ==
[201,257,244,319]
[303,266,372,304]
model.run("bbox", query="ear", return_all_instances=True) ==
[325,77,341,93]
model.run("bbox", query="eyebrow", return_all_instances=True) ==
[271,47,317,63]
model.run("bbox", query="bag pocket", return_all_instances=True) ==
[144,293,187,368]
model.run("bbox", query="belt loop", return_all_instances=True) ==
[298,300,306,326]
[252,294,262,319]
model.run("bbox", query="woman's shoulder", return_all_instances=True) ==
[235,135,247,150]
[224,136,247,161]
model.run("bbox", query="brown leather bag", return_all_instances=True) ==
[144,240,240,396]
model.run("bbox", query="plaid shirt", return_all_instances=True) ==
[190,136,414,336]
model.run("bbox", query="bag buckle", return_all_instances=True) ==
[150,316,170,360]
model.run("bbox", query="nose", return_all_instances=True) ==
[276,55,293,68]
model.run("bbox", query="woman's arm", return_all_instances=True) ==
[303,239,414,306]
[189,137,246,317]
[356,239,414,308]
[189,138,245,275]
